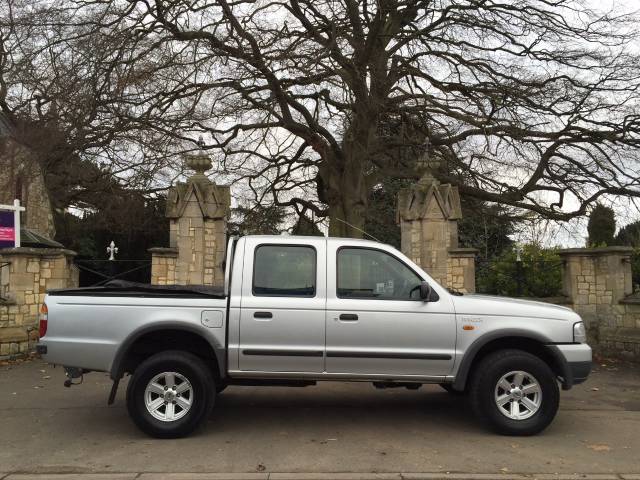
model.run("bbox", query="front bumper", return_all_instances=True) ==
[554,343,592,387]
[568,360,592,385]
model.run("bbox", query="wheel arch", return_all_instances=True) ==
[110,322,225,382]
[452,330,572,392]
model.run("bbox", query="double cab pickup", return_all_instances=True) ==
[38,235,592,437]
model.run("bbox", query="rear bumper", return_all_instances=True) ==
[34,338,113,372]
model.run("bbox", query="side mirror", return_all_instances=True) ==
[419,281,432,301]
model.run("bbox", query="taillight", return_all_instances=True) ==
[39,303,48,338]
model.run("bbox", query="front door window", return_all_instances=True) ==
[337,247,423,300]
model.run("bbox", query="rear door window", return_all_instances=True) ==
[253,245,316,297]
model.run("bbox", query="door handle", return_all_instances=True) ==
[254,311,273,319]
[339,313,358,321]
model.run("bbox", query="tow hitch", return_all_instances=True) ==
[63,366,84,387]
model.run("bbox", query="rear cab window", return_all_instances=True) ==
[252,244,317,297]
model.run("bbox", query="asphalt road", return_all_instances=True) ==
[0,357,639,476]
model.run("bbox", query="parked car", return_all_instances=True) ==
[37,235,591,438]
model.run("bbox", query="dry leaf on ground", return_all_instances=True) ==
[587,444,611,452]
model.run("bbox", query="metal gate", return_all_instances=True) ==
[74,259,152,287]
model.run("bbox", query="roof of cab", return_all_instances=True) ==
[241,234,382,245]
[238,235,394,252]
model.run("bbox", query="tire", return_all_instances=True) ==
[126,350,215,438]
[439,383,464,395]
[216,384,228,394]
[469,349,559,436]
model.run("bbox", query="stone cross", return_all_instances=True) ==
[107,240,118,261]
[515,243,523,262]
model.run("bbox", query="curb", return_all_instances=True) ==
[1,474,639,480]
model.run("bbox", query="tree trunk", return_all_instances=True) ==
[327,201,367,238]
[321,124,373,238]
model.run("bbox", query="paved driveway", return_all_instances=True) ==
[0,357,639,477]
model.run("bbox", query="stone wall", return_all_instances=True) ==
[559,247,640,361]
[447,248,477,293]
[598,325,640,361]
[149,248,177,285]
[0,247,78,357]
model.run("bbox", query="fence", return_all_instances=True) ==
[74,259,151,287]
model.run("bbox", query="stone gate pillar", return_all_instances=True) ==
[397,171,477,292]
[150,149,230,286]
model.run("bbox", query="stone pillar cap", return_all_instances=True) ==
[448,247,479,256]
[183,136,213,179]
[0,246,77,257]
[184,153,212,178]
[148,247,179,257]
[558,246,634,256]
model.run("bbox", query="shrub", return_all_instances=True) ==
[476,244,563,298]
[587,204,616,247]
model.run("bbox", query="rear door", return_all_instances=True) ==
[238,237,326,373]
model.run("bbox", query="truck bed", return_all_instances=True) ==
[47,280,226,299]
[41,280,228,374]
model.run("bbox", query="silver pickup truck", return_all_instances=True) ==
[37,235,591,438]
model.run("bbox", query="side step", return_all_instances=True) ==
[373,382,422,390]
[226,379,317,388]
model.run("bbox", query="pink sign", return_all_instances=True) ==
[0,211,15,248]
[0,227,14,240]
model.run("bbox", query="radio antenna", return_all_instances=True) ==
[333,217,382,243]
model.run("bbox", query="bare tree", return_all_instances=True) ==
[0,0,195,211]
[5,0,640,237]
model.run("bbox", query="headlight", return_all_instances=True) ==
[573,321,587,343]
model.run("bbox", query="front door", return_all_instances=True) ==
[238,237,326,373]
[325,243,456,378]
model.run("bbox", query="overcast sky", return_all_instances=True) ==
[502,0,640,247]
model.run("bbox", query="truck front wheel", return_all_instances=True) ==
[469,349,559,436]
[126,350,215,438]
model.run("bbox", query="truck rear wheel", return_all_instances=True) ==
[469,349,559,436]
[126,350,215,438]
